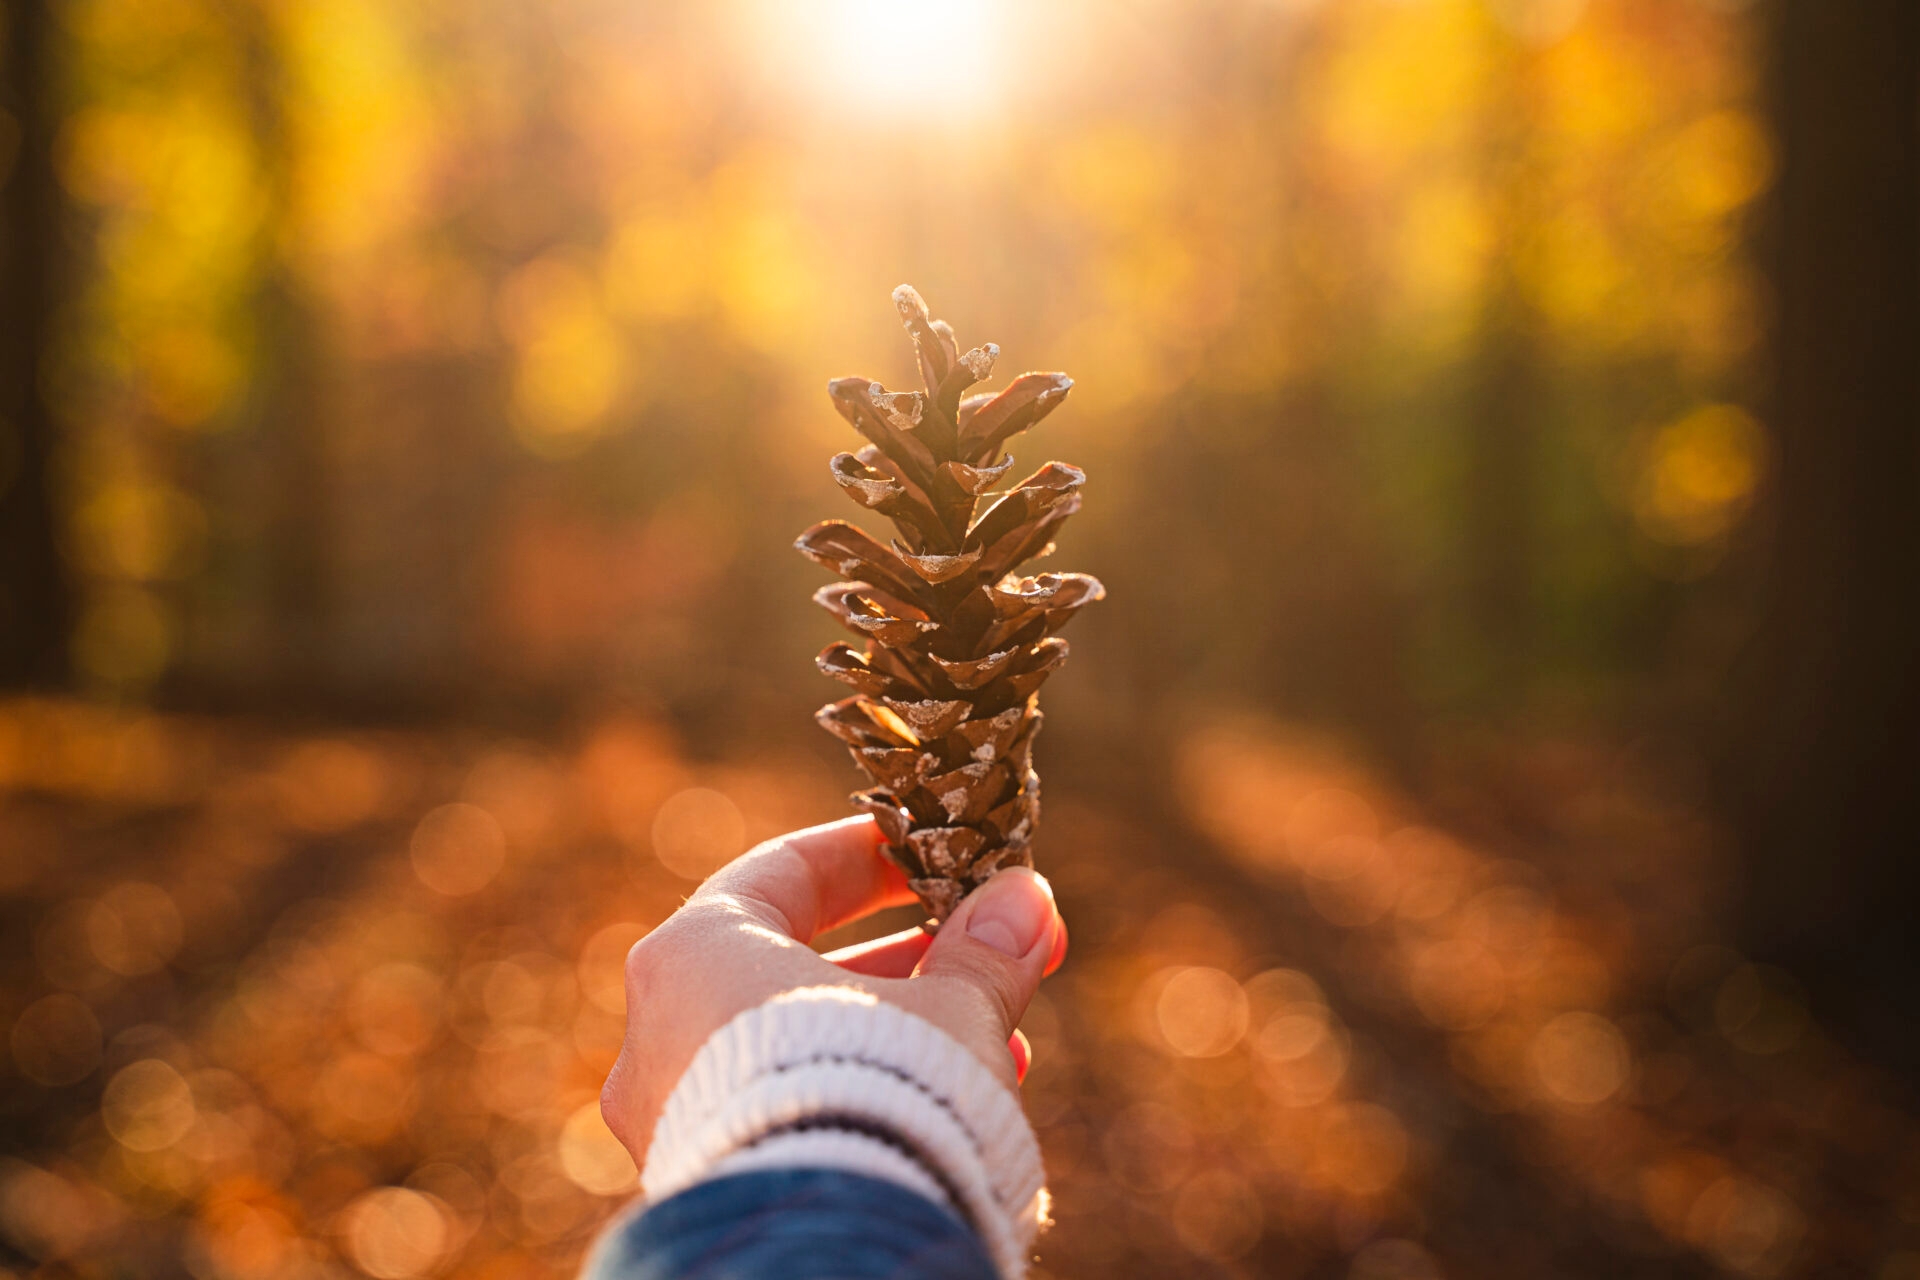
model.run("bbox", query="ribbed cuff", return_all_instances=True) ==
[640,987,1046,1279]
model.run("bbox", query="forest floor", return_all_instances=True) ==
[1,696,1914,1279]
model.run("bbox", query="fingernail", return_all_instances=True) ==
[1045,914,1069,976]
[965,870,1053,958]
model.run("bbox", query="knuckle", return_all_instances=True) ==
[622,931,666,987]
[622,900,732,989]
[621,926,693,1014]
[701,889,792,936]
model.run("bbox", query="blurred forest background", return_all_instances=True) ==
[2,0,1916,1277]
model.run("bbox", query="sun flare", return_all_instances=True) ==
[752,0,1008,116]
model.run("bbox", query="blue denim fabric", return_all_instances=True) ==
[579,1169,1000,1280]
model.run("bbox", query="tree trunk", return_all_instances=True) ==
[236,0,331,707]
[1465,39,1543,706]
[1723,0,1920,1065]
[0,0,71,689]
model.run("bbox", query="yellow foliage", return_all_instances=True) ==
[1668,111,1773,221]
[1317,0,1487,169]
[1634,404,1767,545]
[605,214,709,322]
[141,329,241,428]
[281,0,430,264]
[1520,207,1639,341]
[1647,110,1772,258]
[72,481,208,581]
[502,255,626,455]
[1057,128,1179,234]
[1398,180,1494,314]
[1541,21,1660,145]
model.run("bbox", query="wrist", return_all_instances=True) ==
[640,986,1046,1279]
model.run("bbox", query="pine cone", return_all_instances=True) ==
[798,286,1103,923]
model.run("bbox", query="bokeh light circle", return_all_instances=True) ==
[1529,1011,1631,1107]
[348,962,444,1057]
[1154,966,1250,1058]
[86,881,183,975]
[341,1187,449,1280]
[558,1101,638,1196]
[8,993,103,1086]
[1313,1103,1408,1196]
[102,1058,196,1151]
[410,803,507,896]
[1172,1168,1264,1259]
[650,788,745,880]
[577,921,648,1014]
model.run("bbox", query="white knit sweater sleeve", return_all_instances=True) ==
[640,986,1047,1279]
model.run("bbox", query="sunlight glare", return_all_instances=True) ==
[755,0,1008,116]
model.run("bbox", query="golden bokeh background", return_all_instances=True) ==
[3,0,1918,1277]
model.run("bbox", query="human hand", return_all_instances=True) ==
[600,815,1068,1167]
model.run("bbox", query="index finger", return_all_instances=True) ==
[695,815,918,942]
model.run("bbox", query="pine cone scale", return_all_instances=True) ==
[940,455,1016,494]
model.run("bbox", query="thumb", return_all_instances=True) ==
[915,867,1058,1039]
